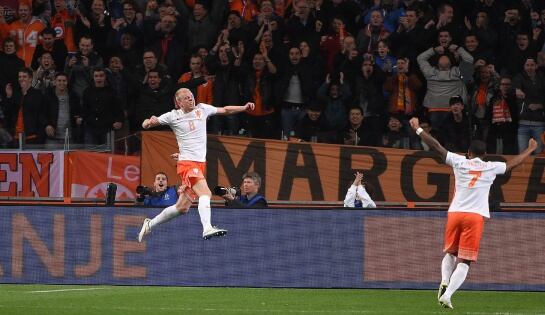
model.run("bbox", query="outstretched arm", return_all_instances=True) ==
[409,117,448,161]
[506,139,538,172]
[216,102,255,115]
[142,115,160,129]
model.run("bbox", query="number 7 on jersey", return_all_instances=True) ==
[468,170,482,188]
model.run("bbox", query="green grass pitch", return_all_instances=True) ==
[0,285,544,315]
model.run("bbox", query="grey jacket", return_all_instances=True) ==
[417,47,473,110]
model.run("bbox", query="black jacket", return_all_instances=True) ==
[81,85,124,135]
[243,68,276,111]
[275,62,316,106]
[31,41,68,72]
[2,87,46,142]
[43,88,81,128]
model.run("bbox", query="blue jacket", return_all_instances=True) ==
[144,186,178,206]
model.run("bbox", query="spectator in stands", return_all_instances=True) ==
[374,40,396,74]
[389,6,427,65]
[441,95,474,153]
[0,120,13,148]
[357,9,390,55]
[130,68,172,133]
[131,50,169,87]
[487,75,517,155]
[32,28,68,72]
[343,171,376,208]
[503,32,537,76]
[513,57,545,154]
[384,56,422,121]
[321,16,349,74]
[44,72,80,147]
[417,44,473,128]
[2,67,45,145]
[9,1,46,67]
[80,67,123,145]
[294,104,328,142]
[498,6,530,69]
[221,171,268,208]
[469,64,499,143]
[225,10,250,51]
[207,42,245,135]
[75,0,112,58]
[462,33,493,67]
[333,35,357,73]
[136,171,178,206]
[65,35,104,98]
[352,54,387,143]
[32,52,57,94]
[177,0,226,53]
[286,0,318,48]
[116,32,141,71]
[317,73,351,134]
[109,0,144,51]
[463,10,497,56]
[147,12,186,80]
[300,40,325,82]
[33,0,51,23]
[177,54,213,105]
[340,106,379,146]
[50,0,77,53]
[243,50,277,139]
[246,0,278,43]
[382,114,408,149]
[426,3,462,44]
[0,39,25,92]
[276,46,315,138]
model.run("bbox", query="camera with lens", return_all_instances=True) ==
[136,185,160,203]
[213,186,239,197]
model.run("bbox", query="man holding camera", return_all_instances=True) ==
[138,88,255,241]
[136,171,177,206]
[218,172,268,208]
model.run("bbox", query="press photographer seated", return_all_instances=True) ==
[215,172,268,208]
[136,172,178,206]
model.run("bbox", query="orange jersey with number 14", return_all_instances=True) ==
[9,17,46,66]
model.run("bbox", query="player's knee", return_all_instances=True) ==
[176,204,190,214]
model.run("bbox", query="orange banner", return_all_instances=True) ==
[68,152,140,200]
[141,132,545,203]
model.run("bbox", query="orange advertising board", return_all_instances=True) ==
[68,152,140,200]
[141,132,544,203]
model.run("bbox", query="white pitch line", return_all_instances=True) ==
[27,287,107,294]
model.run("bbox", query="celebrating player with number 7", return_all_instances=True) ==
[410,117,537,309]
[139,88,255,241]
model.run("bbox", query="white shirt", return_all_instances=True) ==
[344,185,376,208]
[158,103,217,162]
[446,152,506,218]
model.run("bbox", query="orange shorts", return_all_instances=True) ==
[443,212,484,261]
[176,160,206,201]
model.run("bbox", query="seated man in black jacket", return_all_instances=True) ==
[220,171,268,208]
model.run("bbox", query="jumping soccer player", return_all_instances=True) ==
[410,117,537,309]
[138,88,255,241]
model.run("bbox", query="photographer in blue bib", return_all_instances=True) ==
[215,172,268,208]
[136,171,178,206]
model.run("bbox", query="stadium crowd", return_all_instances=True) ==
[0,0,544,154]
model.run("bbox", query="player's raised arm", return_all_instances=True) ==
[216,102,255,115]
[142,115,160,129]
[505,138,538,172]
[410,117,448,161]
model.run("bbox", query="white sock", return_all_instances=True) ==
[443,263,469,299]
[198,195,212,231]
[441,253,457,285]
[149,205,181,229]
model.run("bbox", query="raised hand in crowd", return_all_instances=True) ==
[352,171,363,186]
[316,20,323,33]
[5,83,12,99]
[434,46,445,55]
[464,16,472,30]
